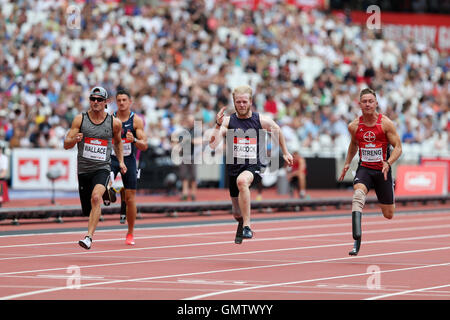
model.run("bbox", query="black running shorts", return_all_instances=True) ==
[228,164,262,198]
[353,165,394,205]
[78,169,111,216]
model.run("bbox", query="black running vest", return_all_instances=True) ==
[226,112,264,176]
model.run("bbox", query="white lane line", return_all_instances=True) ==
[0,220,450,261]
[2,244,450,300]
[2,213,450,249]
[1,210,449,239]
[1,222,450,262]
[185,260,450,300]
[1,233,450,277]
[365,284,450,300]
[0,220,360,248]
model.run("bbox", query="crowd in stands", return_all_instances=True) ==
[0,0,448,162]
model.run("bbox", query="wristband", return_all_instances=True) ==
[133,137,137,144]
[215,121,221,127]
[385,161,391,169]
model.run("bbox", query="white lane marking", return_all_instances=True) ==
[1,210,449,240]
[1,222,450,262]
[185,260,450,300]
[365,284,450,300]
[2,244,450,300]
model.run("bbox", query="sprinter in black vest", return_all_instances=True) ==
[209,85,293,243]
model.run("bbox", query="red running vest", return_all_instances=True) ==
[356,113,389,171]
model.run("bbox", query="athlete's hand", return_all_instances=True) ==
[382,161,390,181]
[339,163,350,181]
[283,152,293,167]
[125,130,134,143]
[216,106,226,126]
[120,162,127,175]
[75,133,83,143]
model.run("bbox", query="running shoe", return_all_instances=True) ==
[125,233,135,245]
[78,236,92,250]
[119,214,126,224]
[242,226,253,239]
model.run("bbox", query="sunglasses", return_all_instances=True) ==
[90,97,105,102]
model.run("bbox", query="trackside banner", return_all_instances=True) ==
[421,157,450,192]
[340,11,450,51]
[395,165,448,196]
[11,149,78,190]
[205,0,327,10]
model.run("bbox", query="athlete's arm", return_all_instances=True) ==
[259,114,293,166]
[113,117,127,175]
[64,114,83,150]
[131,115,148,151]
[209,107,229,149]
[339,120,359,181]
[382,116,402,180]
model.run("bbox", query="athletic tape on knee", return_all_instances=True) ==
[352,189,366,212]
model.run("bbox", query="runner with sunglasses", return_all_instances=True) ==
[64,86,127,249]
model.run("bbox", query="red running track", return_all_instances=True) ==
[0,204,450,301]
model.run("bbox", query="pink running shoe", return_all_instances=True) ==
[125,233,135,245]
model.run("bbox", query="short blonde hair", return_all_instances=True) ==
[359,88,377,100]
[232,85,252,100]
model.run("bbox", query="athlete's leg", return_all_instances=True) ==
[87,184,107,238]
[379,204,394,219]
[374,170,395,220]
[78,174,93,217]
[231,197,242,220]
[231,197,244,244]
[299,157,307,198]
[190,179,197,201]
[124,188,137,235]
[181,179,189,200]
[236,170,254,228]
[352,183,368,237]
[119,188,126,223]
[349,183,368,256]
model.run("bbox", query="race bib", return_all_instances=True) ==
[112,138,132,156]
[361,147,383,162]
[82,137,108,161]
[233,137,257,159]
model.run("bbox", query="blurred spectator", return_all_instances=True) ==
[0,146,7,180]
[263,93,278,115]
[175,114,202,201]
[0,145,8,206]
[287,150,307,199]
[0,0,447,164]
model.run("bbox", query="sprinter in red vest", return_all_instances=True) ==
[339,88,402,256]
